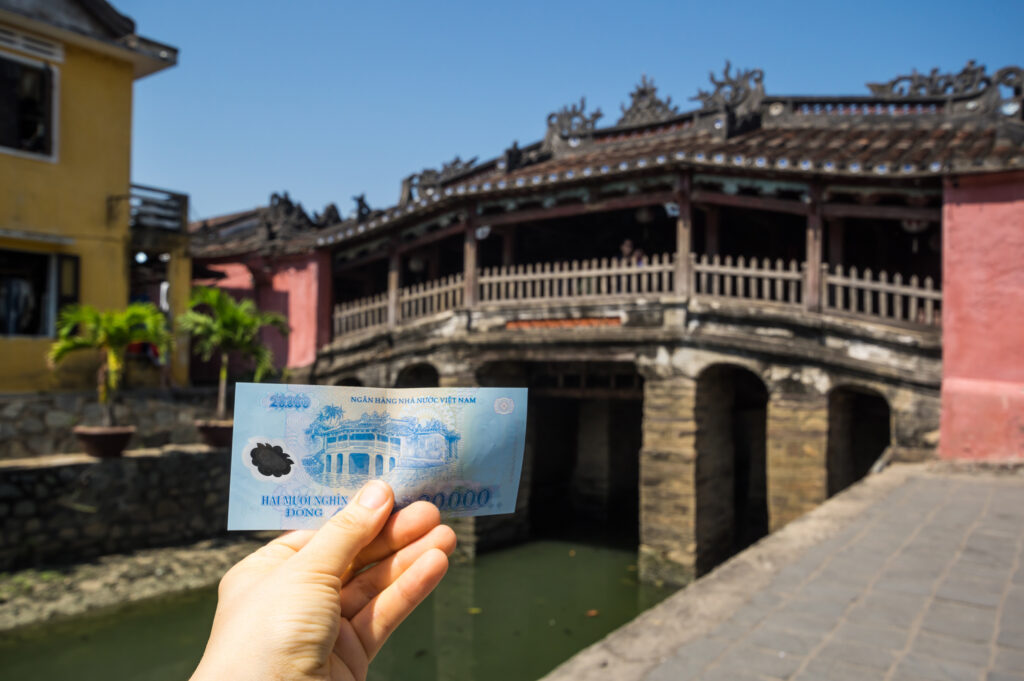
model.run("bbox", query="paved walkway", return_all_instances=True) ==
[544,465,1024,681]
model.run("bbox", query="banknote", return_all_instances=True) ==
[227,383,528,530]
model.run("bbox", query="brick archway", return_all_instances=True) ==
[827,385,892,496]
[394,362,440,388]
[695,363,770,576]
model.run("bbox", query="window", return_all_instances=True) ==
[0,51,55,158]
[0,249,78,337]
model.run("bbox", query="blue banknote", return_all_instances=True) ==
[227,383,528,530]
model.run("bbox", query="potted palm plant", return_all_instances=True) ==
[177,286,288,447]
[49,303,172,458]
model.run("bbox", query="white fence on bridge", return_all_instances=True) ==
[332,253,941,337]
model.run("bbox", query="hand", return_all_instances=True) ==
[190,481,456,681]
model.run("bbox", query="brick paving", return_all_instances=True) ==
[543,467,1024,681]
[644,473,1024,681]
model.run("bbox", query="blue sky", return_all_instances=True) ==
[118,0,1024,221]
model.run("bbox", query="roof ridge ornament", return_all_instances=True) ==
[314,203,341,227]
[352,194,372,222]
[617,75,680,126]
[868,60,992,97]
[264,191,314,240]
[691,61,765,115]
[438,155,478,183]
[542,97,603,155]
[399,156,478,205]
[866,61,1024,119]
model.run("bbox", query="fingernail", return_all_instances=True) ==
[357,480,389,510]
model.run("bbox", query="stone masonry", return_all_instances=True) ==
[640,374,699,586]
[0,388,219,460]
[0,445,230,570]
[312,288,944,587]
[766,388,828,531]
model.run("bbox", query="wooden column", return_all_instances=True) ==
[705,206,720,256]
[805,186,823,311]
[827,218,844,266]
[501,228,516,267]
[674,175,693,299]
[463,218,478,308]
[386,249,400,328]
[427,244,440,281]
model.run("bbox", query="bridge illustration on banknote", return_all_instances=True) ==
[301,405,461,486]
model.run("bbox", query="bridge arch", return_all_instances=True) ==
[394,362,440,388]
[827,384,892,497]
[695,363,769,576]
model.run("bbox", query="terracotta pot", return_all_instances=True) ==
[73,425,136,458]
[196,419,234,448]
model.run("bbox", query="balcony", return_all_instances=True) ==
[332,253,941,339]
[127,184,189,232]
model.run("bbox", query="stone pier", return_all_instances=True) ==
[639,374,698,586]
[767,387,828,531]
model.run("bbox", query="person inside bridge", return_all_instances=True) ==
[620,238,646,265]
[189,480,455,681]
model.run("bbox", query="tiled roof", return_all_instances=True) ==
[188,207,261,233]
[193,61,1024,259]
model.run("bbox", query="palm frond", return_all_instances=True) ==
[177,286,289,377]
[49,302,174,399]
[48,335,100,366]
[251,344,276,383]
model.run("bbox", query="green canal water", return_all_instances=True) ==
[0,540,674,681]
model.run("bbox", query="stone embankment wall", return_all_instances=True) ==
[0,389,219,460]
[0,445,229,570]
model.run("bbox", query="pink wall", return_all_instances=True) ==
[265,252,331,368]
[193,252,331,375]
[204,263,253,291]
[940,171,1024,460]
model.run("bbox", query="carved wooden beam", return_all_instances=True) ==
[482,191,678,227]
[821,203,941,222]
[394,221,467,254]
[690,189,811,216]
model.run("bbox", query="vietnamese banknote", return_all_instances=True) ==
[227,383,528,530]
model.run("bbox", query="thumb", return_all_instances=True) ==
[289,480,394,576]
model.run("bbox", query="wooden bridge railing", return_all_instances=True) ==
[331,253,942,338]
[333,292,389,336]
[823,265,941,326]
[478,253,674,304]
[399,273,464,322]
[691,254,804,306]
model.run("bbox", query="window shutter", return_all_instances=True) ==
[56,254,79,310]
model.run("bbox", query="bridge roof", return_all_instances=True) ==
[191,61,1024,259]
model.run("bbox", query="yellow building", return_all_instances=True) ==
[0,0,189,391]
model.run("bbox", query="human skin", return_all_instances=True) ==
[189,481,456,681]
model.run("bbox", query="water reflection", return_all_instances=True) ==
[370,540,673,681]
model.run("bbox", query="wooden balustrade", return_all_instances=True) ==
[823,265,941,326]
[692,254,804,306]
[399,273,464,322]
[333,292,389,335]
[331,254,943,338]
[477,253,675,304]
